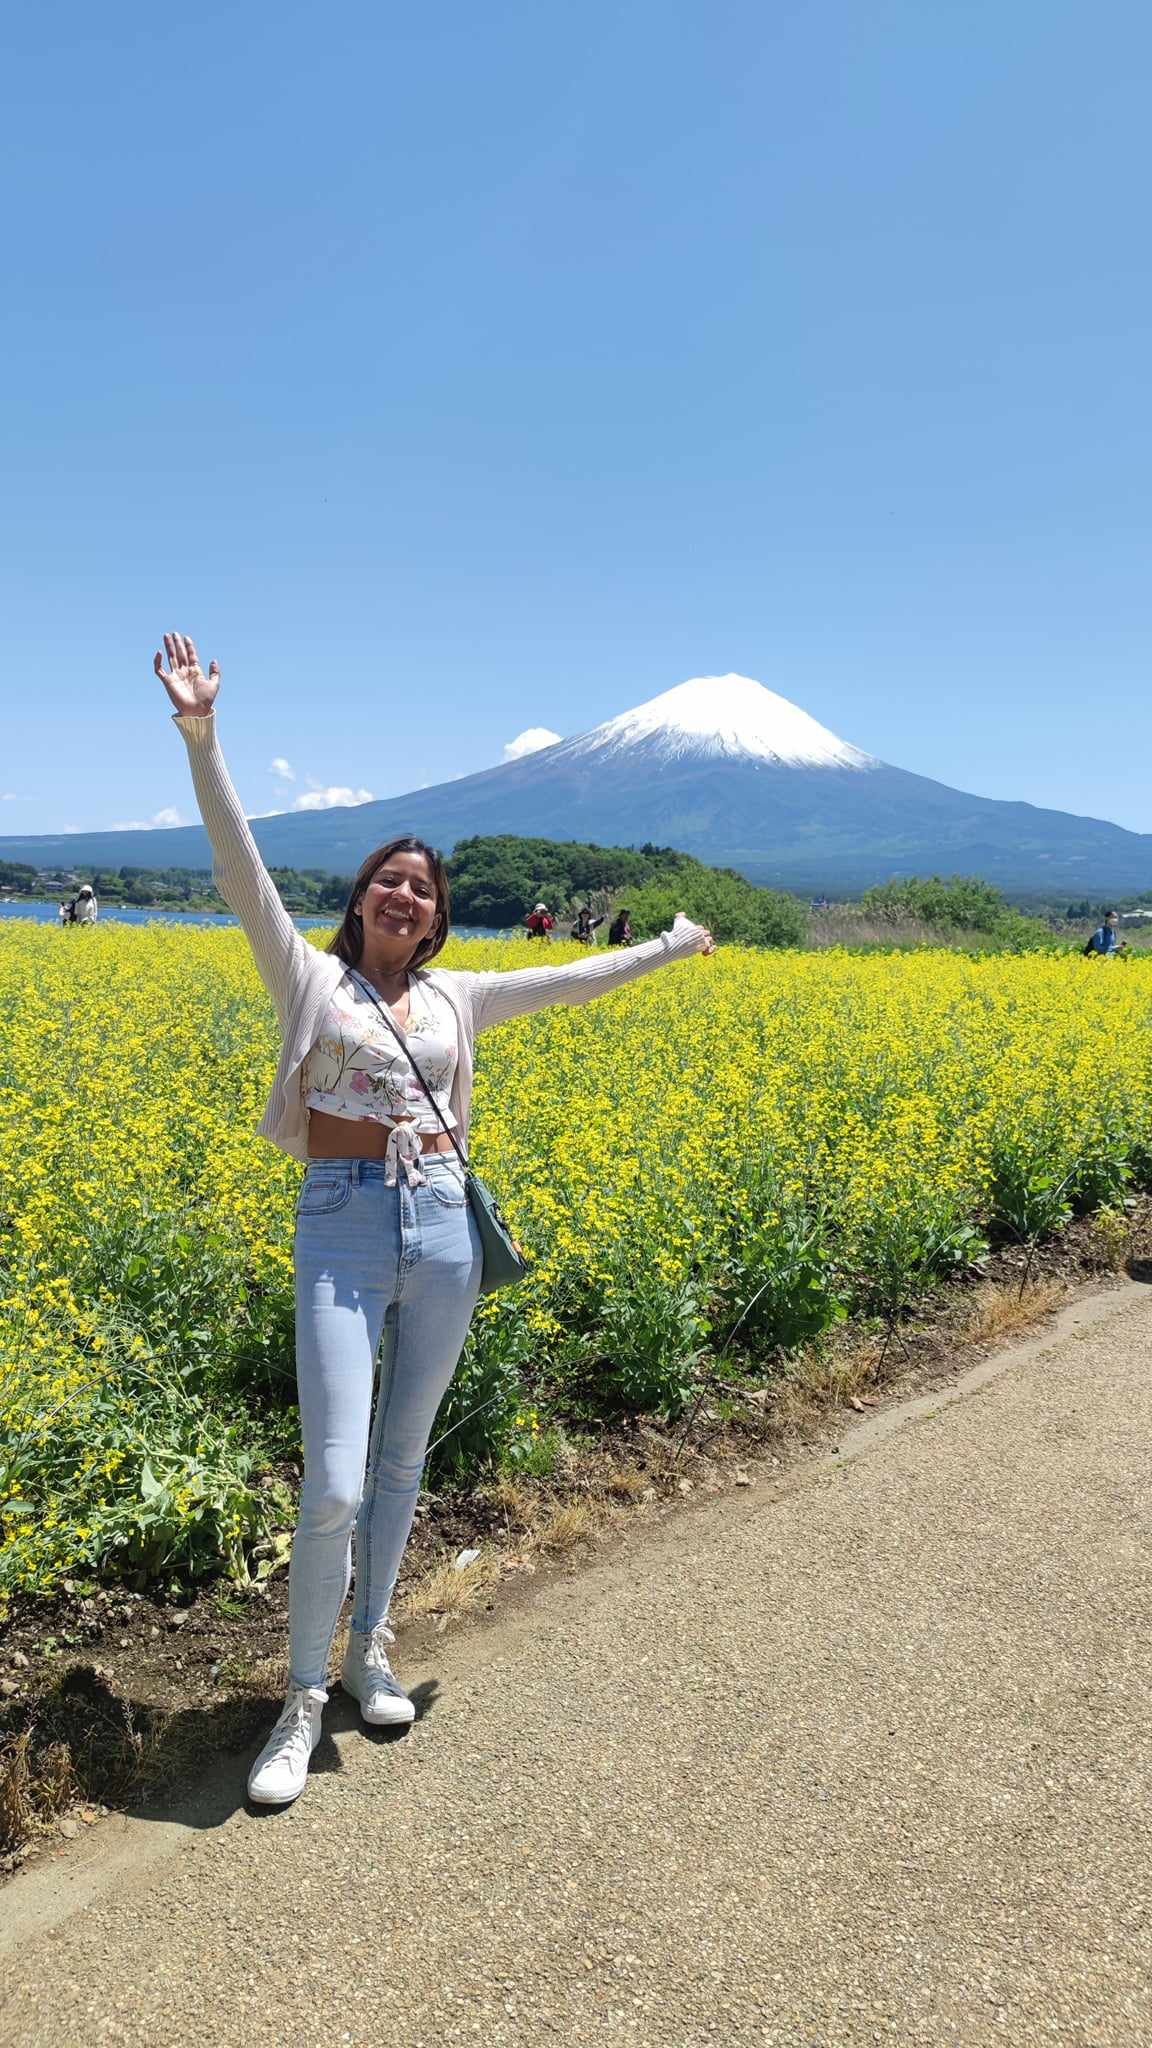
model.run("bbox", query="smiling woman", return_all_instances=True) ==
[151,629,714,1809]
[328,836,452,978]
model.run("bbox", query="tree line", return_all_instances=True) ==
[4,839,809,947]
[16,847,1103,954]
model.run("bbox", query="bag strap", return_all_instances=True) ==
[351,969,471,1173]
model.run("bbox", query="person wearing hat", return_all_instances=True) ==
[73,884,98,926]
[571,904,604,945]
[524,902,554,942]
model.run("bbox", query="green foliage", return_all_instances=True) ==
[499,1415,564,1478]
[626,874,808,948]
[589,1262,710,1418]
[0,1295,286,1598]
[545,1246,711,1422]
[863,874,1011,931]
[861,875,1054,951]
[717,1176,846,1353]
[445,834,698,928]
[67,1202,295,1405]
[423,1305,538,1482]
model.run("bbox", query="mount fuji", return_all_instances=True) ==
[4,673,1151,897]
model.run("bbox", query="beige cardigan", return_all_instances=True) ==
[175,712,709,1162]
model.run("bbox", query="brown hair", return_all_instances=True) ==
[326,837,452,972]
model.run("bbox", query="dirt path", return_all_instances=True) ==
[2,1287,1150,2047]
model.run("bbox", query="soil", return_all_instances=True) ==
[2,1201,1148,1873]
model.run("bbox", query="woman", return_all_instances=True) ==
[571,906,604,945]
[155,632,714,1807]
[1083,910,1126,958]
[74,884,98,925]
[607,908,633,948]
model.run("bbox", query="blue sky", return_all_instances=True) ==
[3,0,1150,836]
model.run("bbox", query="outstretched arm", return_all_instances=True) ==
[156,632,307,1022]
[458,914,714,1032]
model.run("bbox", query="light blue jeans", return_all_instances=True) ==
[289,1155,482,1689]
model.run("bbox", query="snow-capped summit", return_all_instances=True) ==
[563,673,874,771]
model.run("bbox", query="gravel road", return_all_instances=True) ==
[1,1287,1150,2047]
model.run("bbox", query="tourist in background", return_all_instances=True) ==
[572,905,604,945]
[73,884,98,925]
[607,908,633,947]
[524,902,554,941]
[1083,910,1126,957]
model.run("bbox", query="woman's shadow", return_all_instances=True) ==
[33,1663,442,1838]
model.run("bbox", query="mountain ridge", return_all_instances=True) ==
[2,674,1150,897]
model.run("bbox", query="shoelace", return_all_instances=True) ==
[362,1624,404,1692]
[269,1688,316,1764]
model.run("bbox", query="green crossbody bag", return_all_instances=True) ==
[364,981,530,1295]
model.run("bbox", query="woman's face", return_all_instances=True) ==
[358,850,439,952]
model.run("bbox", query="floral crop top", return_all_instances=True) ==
[302,968,459,1185]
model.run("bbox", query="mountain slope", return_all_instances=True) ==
[3,674,1150,896]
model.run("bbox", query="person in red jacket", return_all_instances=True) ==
[524,902,554,941]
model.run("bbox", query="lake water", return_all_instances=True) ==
[0,899,509,941]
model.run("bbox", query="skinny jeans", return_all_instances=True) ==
[289,1155,482,1689]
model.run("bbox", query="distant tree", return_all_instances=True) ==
[0,862,38,891]
[625,875,807,949]
[861,875,1053,951]
[862,875,1010,932]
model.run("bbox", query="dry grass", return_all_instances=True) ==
[962,1277,1067,1344]
[0,1733,36,1854]
[808,911,947,950]
[535,1500,603,1553]
[763,1381,828,1441]
[399,1549,503,1623]
[483,1475,536,1526]
[787,1341,882,1405]
[604,1464,649,1500]
[1,1724,84,1855]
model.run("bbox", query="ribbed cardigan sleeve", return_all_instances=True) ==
[173,711,308,1025]
[452,918,710,1031]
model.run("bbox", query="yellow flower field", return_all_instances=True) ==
[3,921,1152,1597]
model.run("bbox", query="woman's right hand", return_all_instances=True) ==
[153,632,220,717]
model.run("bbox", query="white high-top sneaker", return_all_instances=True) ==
[247,1685,328,1805]
[342,1623,416,1727]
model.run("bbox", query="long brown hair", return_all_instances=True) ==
[326,837,452,972]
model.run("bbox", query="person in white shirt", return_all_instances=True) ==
[154,630,715,1808]
[73,884,98,925]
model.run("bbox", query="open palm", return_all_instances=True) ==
[153,632,219,717]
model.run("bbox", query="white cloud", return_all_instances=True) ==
[290,785,375,812]
[1,792,20,802]
[270,757,296,782]
[108,806,189,831]
[503,726,562,762]
[250,772,377,817]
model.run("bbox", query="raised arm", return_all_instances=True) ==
[458,914,713,1032]
[155,632,307,1022]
